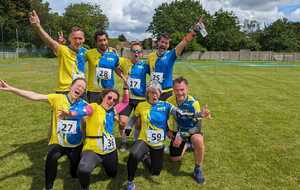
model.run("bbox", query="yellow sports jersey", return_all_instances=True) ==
[167,95,201,132]
[48,94,87,147]
[56,45,79,92]
[83,103,117,155]
[85,48,118,92]
[135,101,173,148]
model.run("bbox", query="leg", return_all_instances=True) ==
[169,133,186,162]
[77,151,100,189]
[149,147,164,176]
[102,150,118,177]
[127,140,149,181]
[190,134,204,165]
[66,145,83,178]
[45,144,65,190]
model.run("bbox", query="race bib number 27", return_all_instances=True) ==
[57,120,77,134]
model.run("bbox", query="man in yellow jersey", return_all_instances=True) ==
[85,31,126,103]
[118,41,150,151]
[148,18,207,100]
[29,10,87,94]
[167,76,211,184]
[0,78,89,190]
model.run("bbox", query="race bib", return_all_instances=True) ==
[57,120,77,134]
[96,67,112,80]
[72,72,85,80]
[151,72,164,83]
[102,133,116,151]
[147,128,164,145]
[128,77,141,89]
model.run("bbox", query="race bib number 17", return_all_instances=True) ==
[57,120,77,134]
[96,67,112,80]
[151,72,164,83]
[128,78,141,89]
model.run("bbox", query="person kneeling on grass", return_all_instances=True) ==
[166,76,211,184]
[72,87,129,190]
[0,78,88,190]
[125,80,201,190]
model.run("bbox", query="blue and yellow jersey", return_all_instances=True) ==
[135,101,174,148]
[56,45,87,92]
[83,103,117,155]
[167,95,201,132]
[120,57,150,100]
[148,49,177,92]
[48,94,88,147]
[86,48,119,92]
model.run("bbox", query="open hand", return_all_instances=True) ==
[0,80,12,91]
[29,10,40,27]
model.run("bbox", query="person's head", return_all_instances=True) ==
[69,26,85,50]
[100,89,120,110]
[94,31,109,51]
[146,80,162,104]
[173,77,189,102]
[157,33,171,55]
[69,78,87,100]
[130,41,143,62]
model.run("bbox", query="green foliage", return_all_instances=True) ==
[118,34,127,42]
[142,38,153,49]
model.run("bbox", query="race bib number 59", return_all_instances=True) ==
[57,120,77,134]
[151,72,164,83]
[147,129,164,145]
[96,67,112,80]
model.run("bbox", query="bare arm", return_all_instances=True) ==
[29,10,59,53]
[0,80,48,102]
[115,65,127,83]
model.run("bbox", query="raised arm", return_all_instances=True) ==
[115,85,129,113]
[175,17,207,56]
[29,10,59,53]
[0,80,48,101]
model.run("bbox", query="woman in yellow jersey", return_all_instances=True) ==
[76,87,129,190]
[0,78,88,190]
[126,81,200,190]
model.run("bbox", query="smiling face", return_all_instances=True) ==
[157,36,170,55]
[69,30,85,50]
[130,44,143,63]
[96,34,109,51]
[101,91,119,110]
[173,81,188,103]
[69,79,86,100]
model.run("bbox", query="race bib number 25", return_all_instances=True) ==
[151,72,164,83]
[57,120,77,134]
[96,67,112,80]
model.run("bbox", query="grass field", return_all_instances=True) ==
[0,58,299,190]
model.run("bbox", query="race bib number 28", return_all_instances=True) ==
[57,120,77,134]
[96,67,112,80]
[151,72,164,83]
[147,129,164,145]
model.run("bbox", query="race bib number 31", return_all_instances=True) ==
[58,120,77,134]
[96,67,112,80]
[103,133,116,151]
[128,78,141,89]
[147,129,164,145]
[151,72,164,83]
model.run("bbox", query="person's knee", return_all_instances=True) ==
[77,162,92,177]
[119,116,128,128]
[170,156,182,162]
[191,134,204,149]
[46,151,61,163]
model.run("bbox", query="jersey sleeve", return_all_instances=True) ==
[134,103,141,117]
[169,49,177,67]
[192,100,201,112]
[56,44,66,57]
[47,94,59,109]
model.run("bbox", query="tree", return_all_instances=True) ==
[147,0,209,50]
[118,34,127,42]
[62,3,109,48]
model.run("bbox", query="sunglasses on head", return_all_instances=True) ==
[107,95,118,103]
[131,49,142,54]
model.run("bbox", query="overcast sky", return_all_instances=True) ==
[45,0,300,40]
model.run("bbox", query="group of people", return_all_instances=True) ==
[0,10,211,190]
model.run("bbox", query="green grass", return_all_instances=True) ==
[0,58,299,190]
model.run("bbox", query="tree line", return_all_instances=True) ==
[0,0,299,52]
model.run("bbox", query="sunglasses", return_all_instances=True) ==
[107,95,118,104]
[131,49,143,54]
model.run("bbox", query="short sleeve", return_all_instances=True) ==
[193,101,201,112]
[169,49,177,67]
[134,103,141,117]
[56,44,66,57]
[47,94,59,108]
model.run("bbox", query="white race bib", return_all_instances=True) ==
[147,129,164,145]
[57,120,77,134]
[151,72,164,83]
[96,67,112,80]
[103,133,116,151]
[128,77,141,89]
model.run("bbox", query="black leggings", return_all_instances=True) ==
[45,144,82,189]
[127,140,164,181]
[78,150,118,189]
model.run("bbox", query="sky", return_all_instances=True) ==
[45,0,300,40]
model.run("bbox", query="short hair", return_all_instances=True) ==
[70,26,84,34]
[157,33,171,42]
[71,77,87,86]
[99,88,120,105]
[94,31,109,41]
[173,76,189,86]
[130,41,142,50]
